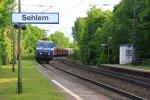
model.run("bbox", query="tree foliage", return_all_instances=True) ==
[0,0,15,65]
[72,6,112,64]
[0,1,46,63]
[49,31,70,48]
[109,0,150,63]
[136,0,150,58]
[72,0,150,65]
[21,25,46,59]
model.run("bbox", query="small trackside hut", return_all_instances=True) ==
[120,44,135,64]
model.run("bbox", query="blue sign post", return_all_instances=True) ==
[11,5,59,94]
[11,12,59,24]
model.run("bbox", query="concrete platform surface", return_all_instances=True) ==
[35,62,110,100]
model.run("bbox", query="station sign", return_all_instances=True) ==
[11,12,59,24]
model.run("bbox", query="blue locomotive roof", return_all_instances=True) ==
[37,40,53,44]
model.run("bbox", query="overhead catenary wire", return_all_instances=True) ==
[17,0,87,14]
[41,6,53,13]
[19,1,65,13]
[17,4,53,13]
[60,0,87,17]
[89,3,116,6]
[14,4,52,12]
[21,4,51,7]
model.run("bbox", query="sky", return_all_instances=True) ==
[16,0,121,41]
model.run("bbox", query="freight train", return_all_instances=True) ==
[36,39,73,63]
[53,48,73,57]
[36,40,54,63]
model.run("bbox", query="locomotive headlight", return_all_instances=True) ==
[48,53,50,55]
[39,53,42,55]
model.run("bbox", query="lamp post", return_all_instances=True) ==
[101,44,107,64]
[108,37,112,64]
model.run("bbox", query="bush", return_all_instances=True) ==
[73,48,80,61]
[144,59,150,65]
[22,53,35,60]
[97,52,107,64]
[132,58,150,66]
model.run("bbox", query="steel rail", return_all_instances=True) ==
[57,59,150,88]
[42,62,144,100]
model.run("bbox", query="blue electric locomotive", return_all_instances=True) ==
[36,40,54,63]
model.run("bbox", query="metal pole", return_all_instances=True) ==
[108,38,109,64]
[11,29,13,67]
[12,28,15,72]
[17,0,22,94]
[70,35,71,55]
[102,46,105,64]
[14,29,17,63]
[108,37,112,64]
[133,0,136,45]
[133,0,137,61]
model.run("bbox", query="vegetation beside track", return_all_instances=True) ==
[0,60,65,100]
[120,65,150,70]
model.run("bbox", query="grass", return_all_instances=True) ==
[119,64,150,70]
[0,60,65,100]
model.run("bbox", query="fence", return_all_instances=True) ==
[132,58,150,65]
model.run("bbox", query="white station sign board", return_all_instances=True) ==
[11,12,59,24]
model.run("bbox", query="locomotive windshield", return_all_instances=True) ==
[36,40,54,50]
[38,42,50,48]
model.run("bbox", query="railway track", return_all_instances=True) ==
[57,59,150,88]
[99,64,150,78]
[38,60,147,100]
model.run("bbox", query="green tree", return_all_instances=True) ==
[72,0,150,65]
[87,8,112,64]
[0,0,15,64]
[49,31,70,48]
[136,0,150,58]
[106,0,150,63]
[72,6,112,64]
[108,0,134,63]
[72,17,87,64]
[21,25,45,59]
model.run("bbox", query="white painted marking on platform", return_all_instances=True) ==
[52,80,84,100]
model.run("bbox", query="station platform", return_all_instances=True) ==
[35,62,110,100]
